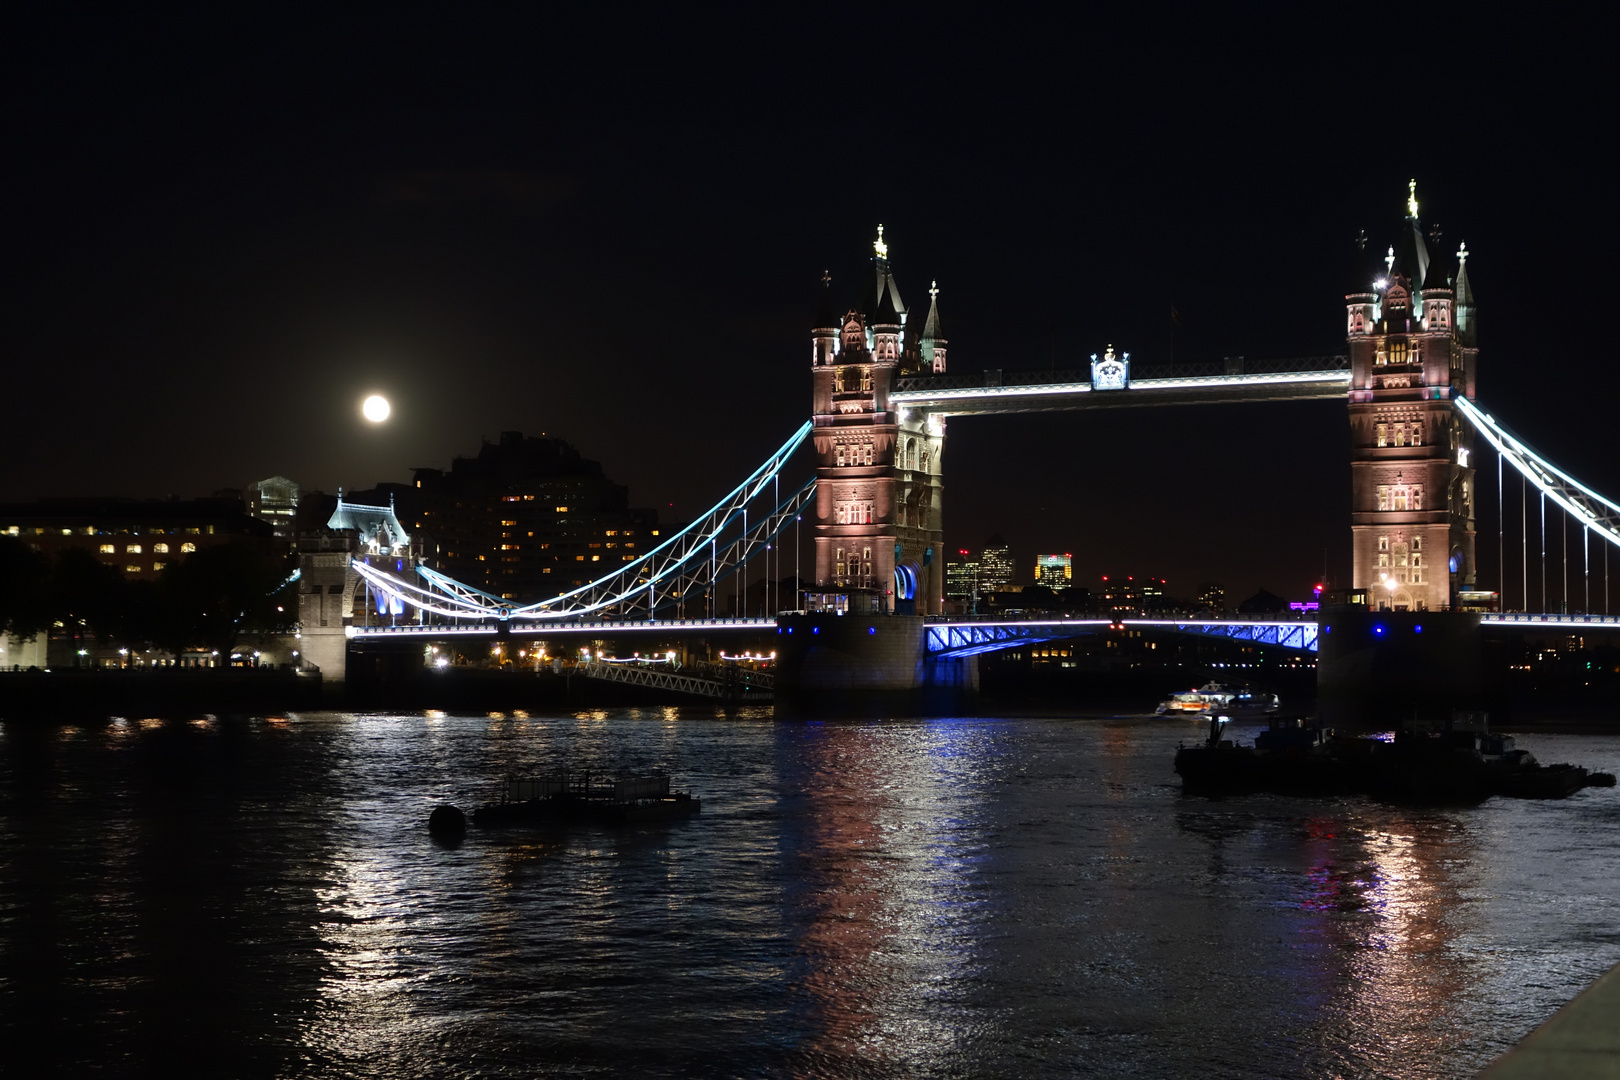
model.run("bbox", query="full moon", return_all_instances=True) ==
[361,394,391,423]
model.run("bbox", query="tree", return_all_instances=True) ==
[0,536,52,642]
[162,542,290,656]
[48,547,127,648]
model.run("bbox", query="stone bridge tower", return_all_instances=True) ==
[1346,182,1479,611]
[809,228,947,614]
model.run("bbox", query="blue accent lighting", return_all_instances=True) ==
[1323,625,1332,634]
[869,627,876,635]
[1414,624,1423,634]
[812,627,819,635]
[1372,623,1386,637]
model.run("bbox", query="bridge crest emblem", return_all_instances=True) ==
[1090,345,1130,390]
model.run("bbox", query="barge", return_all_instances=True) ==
[1175,714,1615,802]
[470,770,701,827]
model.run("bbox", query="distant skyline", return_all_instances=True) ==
[4,10,1609,603]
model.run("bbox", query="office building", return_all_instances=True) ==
[1035,553,1072,587]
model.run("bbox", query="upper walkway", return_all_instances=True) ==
[890,356,1349,416]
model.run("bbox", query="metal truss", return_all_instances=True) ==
[1455,396,1620,551]
[922,617,1320,657]
[575,661,772,702]
[1128,619,1319,652]
[351,422,812,624]
[924,620,1113,658]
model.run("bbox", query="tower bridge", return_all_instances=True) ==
[304,185,1620,713]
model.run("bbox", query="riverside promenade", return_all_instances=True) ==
[1482,962,1620,1078]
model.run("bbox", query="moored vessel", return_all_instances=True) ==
[470,770,701,827]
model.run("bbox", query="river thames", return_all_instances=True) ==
[2,710,1617,1078]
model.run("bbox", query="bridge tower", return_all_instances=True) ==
[1346,182,1478,611]
[809,228,946,614]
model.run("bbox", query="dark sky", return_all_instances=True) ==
[4,9,1612,602]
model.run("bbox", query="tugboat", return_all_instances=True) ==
[470,770,701,827]
[1157,682,1279,717]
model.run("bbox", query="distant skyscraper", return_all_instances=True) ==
[945,549,980,612]
[1196,582,1226,612]
[247,476,300,543]
[979,535,1015,594]
[1035,553,1072,587]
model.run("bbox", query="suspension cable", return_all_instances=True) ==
[1498,448,1504,608]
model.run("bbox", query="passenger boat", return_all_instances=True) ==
[1156,682,1278,717]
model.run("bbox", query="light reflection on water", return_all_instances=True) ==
[0,710,1617,1077]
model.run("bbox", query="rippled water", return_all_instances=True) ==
[2,710,1619,1078]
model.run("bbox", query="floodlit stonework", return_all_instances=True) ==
[1347,184,1478,611]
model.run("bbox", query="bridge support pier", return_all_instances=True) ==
[774,613,976,715]
[1317,607,1484,729]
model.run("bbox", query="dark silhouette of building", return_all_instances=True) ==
[403,432,661,602]
[1237,588,1287,615]
[0,498,276,581]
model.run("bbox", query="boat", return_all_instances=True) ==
[1156,682,1278,717]
[1174,714,1614,803]
[470,770,701,827]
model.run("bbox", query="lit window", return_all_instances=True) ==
[605,542,617,549]
[1393,423,1406,447]
[589,543,602,549]
[181,542,196,553]
[1377,486,1389,511]
[650,530,659,536]
[1376,423,1387,447]
[125,564,141,573]
[127,544,142,554]
[576,555,585,561]
[1388,341,1409,365]
[154,543,169,554]
[591,555,600,561]
[503,496,519,502]
[501,520,517,526]
[605,530,617,536]
[152,562,165,571]
[836,446,847,467]
[543,568,552,574]
[100,544,115,554]
[554,506,569,512]
[1378,535,1389,551]
[624,542,634,549]
[1412,423,1423,446]
[1411,536,1422,551]
[1378,553,1390,568]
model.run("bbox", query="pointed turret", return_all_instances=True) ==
[1390,179,1431,289]
[1455,242,1478,348]
[917,281,947,372]
[1346,230,1379,338]
[868,226,903,363]
[812,271,839,367]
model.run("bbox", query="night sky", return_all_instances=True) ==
[5,11,1611,603]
